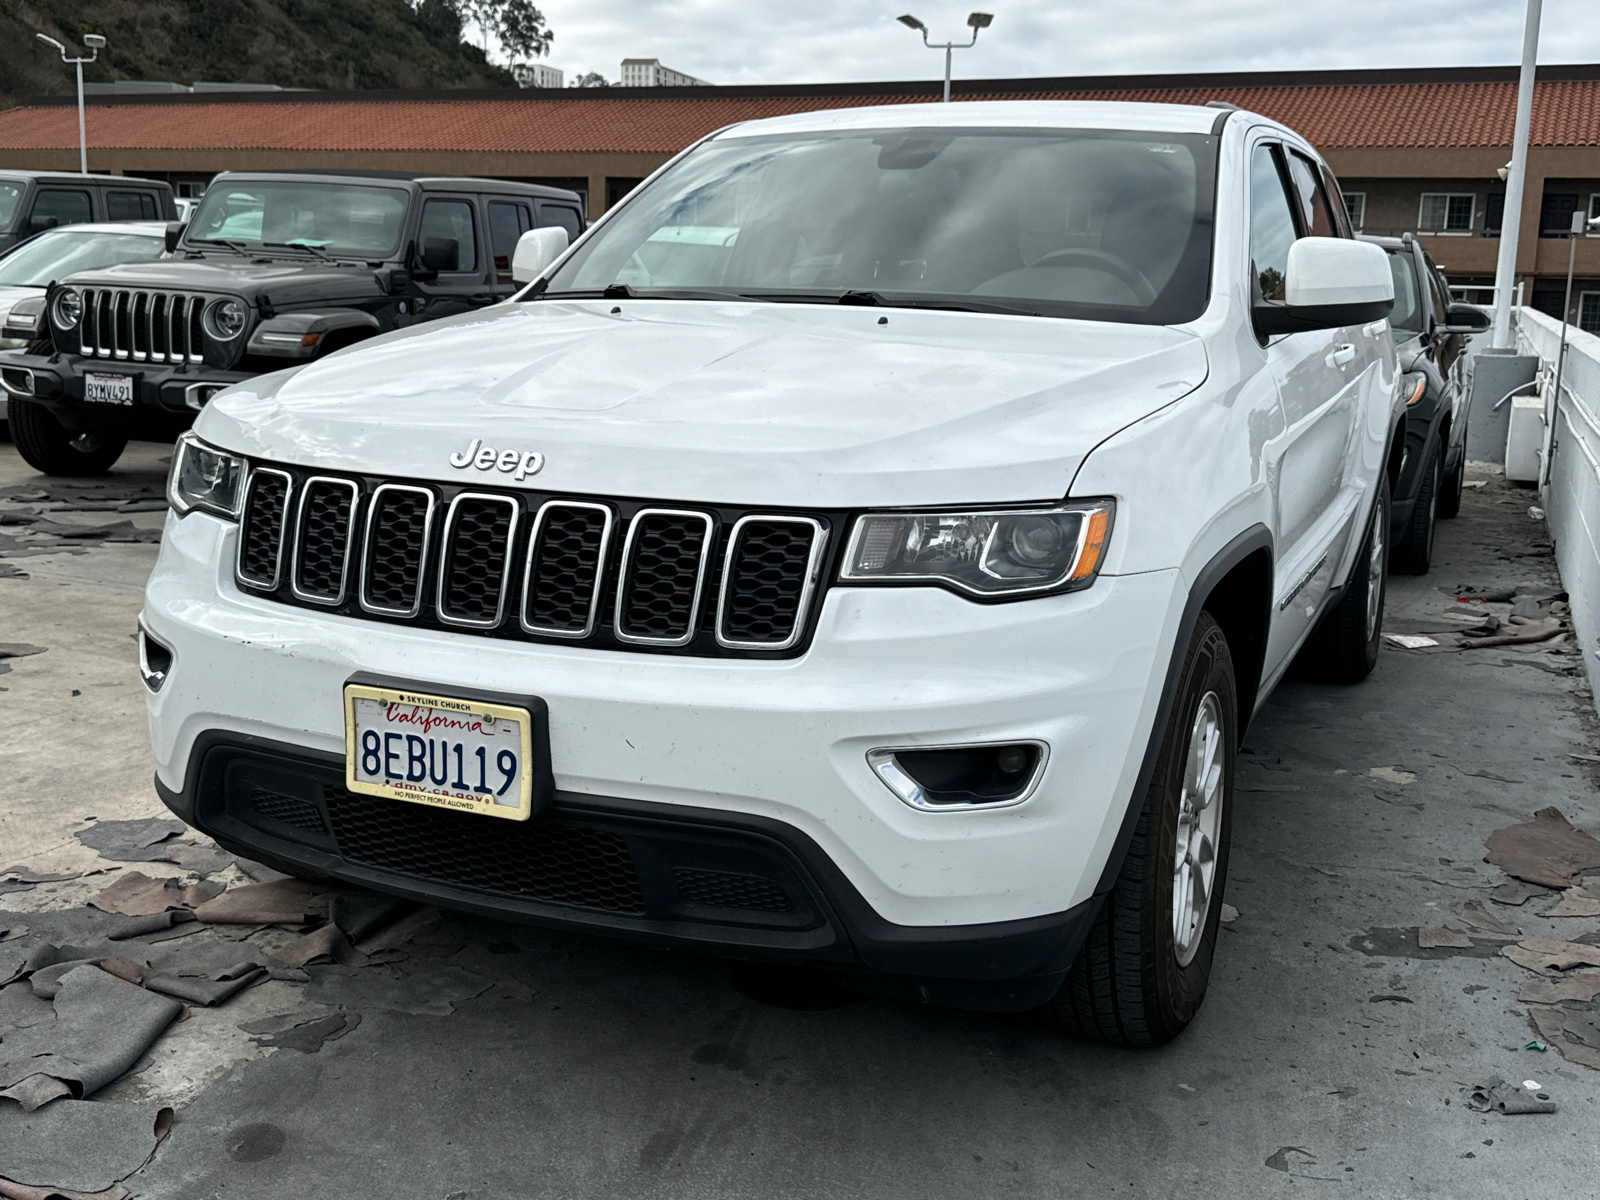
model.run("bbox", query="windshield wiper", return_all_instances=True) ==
[187,238,251,257]
[738,290,1044,317]
[262,240,337,263]
[533,286,770,303]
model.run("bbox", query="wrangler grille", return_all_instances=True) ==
[235,465,830,658]
[78,288,206,364]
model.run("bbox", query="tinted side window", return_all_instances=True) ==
[1249,146,1298,302]
[1286,151,1338,237]
[106,190,158,221]
[537,203,582,240]
[1319,164,1354,237]
[487,200,532,282]
[31,188,92,229]
[419,199,477,273]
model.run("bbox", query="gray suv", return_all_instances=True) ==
[0,171,176,253]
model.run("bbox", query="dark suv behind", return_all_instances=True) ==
[1,171,584,475]
[0,171,176,253]
[1361,233,1490,573]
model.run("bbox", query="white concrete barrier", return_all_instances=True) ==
[1517,307,1600,714]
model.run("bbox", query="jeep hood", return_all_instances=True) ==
[198,300,1208,508]
[62,258,383,304]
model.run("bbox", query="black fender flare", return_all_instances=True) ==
[1091,523,1273,897]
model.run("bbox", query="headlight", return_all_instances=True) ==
[1401,371,1427,406]
[840,501,1114,598]
[204,298,248,340]
[168,432,247,519]
[51,288,82,330]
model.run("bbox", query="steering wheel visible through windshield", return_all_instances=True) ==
[540,126,1217,325]
[185,181,409,259]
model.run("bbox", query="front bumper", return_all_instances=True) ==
[0,351,249,437]
[143,510,1185,991]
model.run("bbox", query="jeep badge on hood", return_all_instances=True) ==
[449,438,544,481]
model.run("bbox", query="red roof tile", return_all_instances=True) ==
[0,76,1596,155]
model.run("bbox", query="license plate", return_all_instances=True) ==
[84,372,134,405]
[343,683,534,820]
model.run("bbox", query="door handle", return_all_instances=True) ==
[1326,343,1357,367]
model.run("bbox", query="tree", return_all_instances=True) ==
[451,0,549,61]
[569,71,609,88]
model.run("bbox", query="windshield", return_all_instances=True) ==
[185,181,408,258]
[0,182,20,228]
[0,228,164,287]
[1385,248,1423,335]
[543,127,1217,324]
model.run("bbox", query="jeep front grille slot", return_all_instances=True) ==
[521,501,612,638]
[235,469,293,590]
[290,477,359,605]
[360,485,434,618]
[614,509,714,647]
[437,493,518,627]
[78,289,204,364]
[717,516,827,650]
[233,464,831,658]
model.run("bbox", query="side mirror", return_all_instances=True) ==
[28,215,59,234]
[419,237,459,274]
[164,221,187,254]
[1254,238,1394,337]
[1441,302,1491,334]
[511,226,570,285]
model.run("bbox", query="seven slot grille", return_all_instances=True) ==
[77,288,206,363]
[235,467,830,657]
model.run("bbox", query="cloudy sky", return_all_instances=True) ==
[524,0,1599,85]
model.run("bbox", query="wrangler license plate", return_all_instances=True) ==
[84,372,134,405]
[343,684,534,820]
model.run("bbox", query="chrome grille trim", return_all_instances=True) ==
[715,515,829,652]
[289,475,360,606]
[234,468,294,592]
[613,508,715,648]
[358,484,436,619]
[435,492,519,630]
[519,500,614,639]
[79,289,205,364]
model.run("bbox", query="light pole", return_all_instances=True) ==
[1489,0,1541,349]
[897,12,993,103]
[36,31,105,175]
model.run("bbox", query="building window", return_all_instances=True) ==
[1418,193,1474,233]
[1590,193,1600,233]
[1342,192,1365,231]
[1580,292,1600,335]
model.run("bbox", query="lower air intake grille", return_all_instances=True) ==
[672,867,794,913]
[250,788,328,835]
[323,788,646,914]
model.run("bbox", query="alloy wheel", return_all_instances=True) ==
[1172,690,1224,967]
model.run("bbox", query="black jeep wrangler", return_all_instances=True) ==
[1,170,584,475]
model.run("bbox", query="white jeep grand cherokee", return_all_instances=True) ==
[143,101,1400,1045]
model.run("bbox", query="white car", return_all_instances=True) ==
[0,221,167,349]
[143,101,1400,1045]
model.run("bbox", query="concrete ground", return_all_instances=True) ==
[3,439,1599,1198]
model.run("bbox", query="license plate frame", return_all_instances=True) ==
[83,372,135,406]
[342,674,555,821]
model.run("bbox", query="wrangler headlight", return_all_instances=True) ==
[841,500,1114,598]
[168,431,247,519]
[204,297,248,340]
[52,287,82,330]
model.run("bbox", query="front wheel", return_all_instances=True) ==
[1294,473,1389,683]
[1393,439,1439,575]
[7,397,127,476]
[1052,611,1236,1048]
[1437,444,1465,519]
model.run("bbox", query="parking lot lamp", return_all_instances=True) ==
[36,31,104,175]
[897,13,993,103]
[1490,0,1541,349]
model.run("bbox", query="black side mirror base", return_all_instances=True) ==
[1253,298,1394,337]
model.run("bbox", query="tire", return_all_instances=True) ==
[7,396,127,476]
[1393,439,1439,575]
[1437,445,1465,519]
[1294,472,1389,684]
[1052,612,1236,1048]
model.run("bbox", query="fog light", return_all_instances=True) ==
[138,624,173,692]
[867,742,1047,811]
